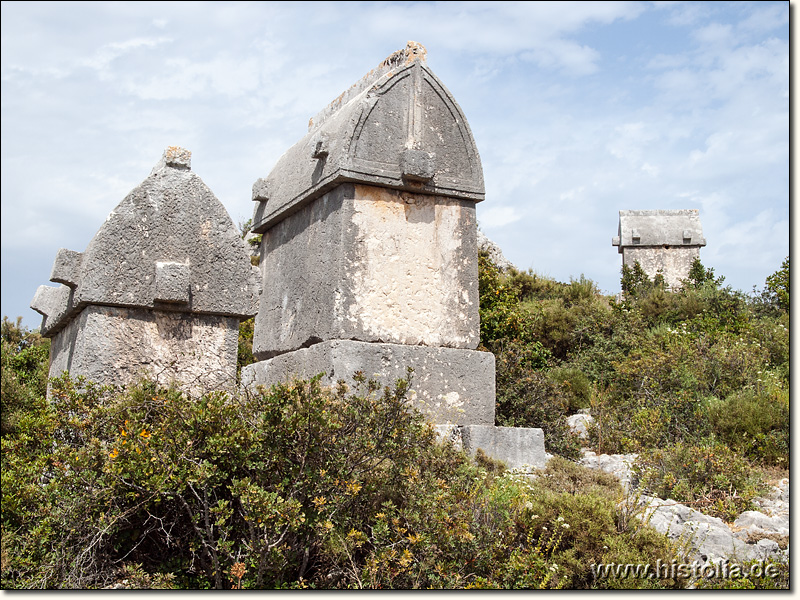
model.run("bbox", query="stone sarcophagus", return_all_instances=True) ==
[243,42,495,427]
[612,209,706,291]
[31,147,261,393]
[244,42,546,469]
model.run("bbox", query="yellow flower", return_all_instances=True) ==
[346,481,362,495]
[139,429,150,439]
[399,549,413,567]
[109,449,119,459]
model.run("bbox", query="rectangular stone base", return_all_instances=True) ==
[48,305,240,395]
[461,425,546,470]
[241,340,495,425]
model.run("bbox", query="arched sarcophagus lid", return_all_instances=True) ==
[252,41,485,233]
[612,209,707,253]
[31,146,261,336]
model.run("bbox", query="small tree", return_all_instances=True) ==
[764,256,789,312]
[620,261,662,299]
[685,257,724,289]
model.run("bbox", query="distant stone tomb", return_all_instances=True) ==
[31,147,261,393]
[612,209,706,290]
[243,42,545,468]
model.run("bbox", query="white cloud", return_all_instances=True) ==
[82,36,171,71]
[478,206,523,229]
[693,22,733,45]
[606,122,659,163]
[0,1,788,324]
[122,55,261,100]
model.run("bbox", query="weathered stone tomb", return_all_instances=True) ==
[242,42,545,468]
[612,209,706,290]
[31,147,261,393]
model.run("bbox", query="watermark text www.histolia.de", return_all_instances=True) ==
[591,559,782,581]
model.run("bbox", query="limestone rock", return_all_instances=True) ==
[567,410,594,440]
[579,449,637,490]
[477,229,515,271]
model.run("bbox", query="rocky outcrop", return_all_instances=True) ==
[578,449,789,566]
[477,229,515,271]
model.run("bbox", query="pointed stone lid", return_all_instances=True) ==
[32,147,261,336]
[251,42,485,233]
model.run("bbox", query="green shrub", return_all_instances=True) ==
[547,367,592,411]
[513,458,685,589]
[527,298,578,360]
[493,344,580,460]
[506,269,569,303]
[2,367,693,590]
[478,252,541,348]
[621,261,658,299]
[763,257,789,313]
[633,441,767,521]
[237,317,256,374]
[705,384,789,467]
[4,370,468,588]
[1,317,50,436]
[693,557,789,589]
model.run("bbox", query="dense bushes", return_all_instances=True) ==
[477,253,789,527]
[633,441,767,521]
[2,329,683,589]
[1,251,788,589]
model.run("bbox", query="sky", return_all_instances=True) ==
[1,1,790,329]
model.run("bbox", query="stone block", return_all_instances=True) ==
[155,262,191,304]
[615,209,706,249]
[164,145,191,169]
[460,425,547,470]
[614,209,707,291]
[242,340,495,426]
[50,249,83,288]
[31,147,260,391]
[48,305,239,394]
[401,149,435,182]
[72,149,259,317]
[252,178,270,202]
[251,42,484,235]
[252,183,479,358]
[434,424,463,451]
[30,284,74,336]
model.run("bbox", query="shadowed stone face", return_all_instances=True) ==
[252,184,478,359]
